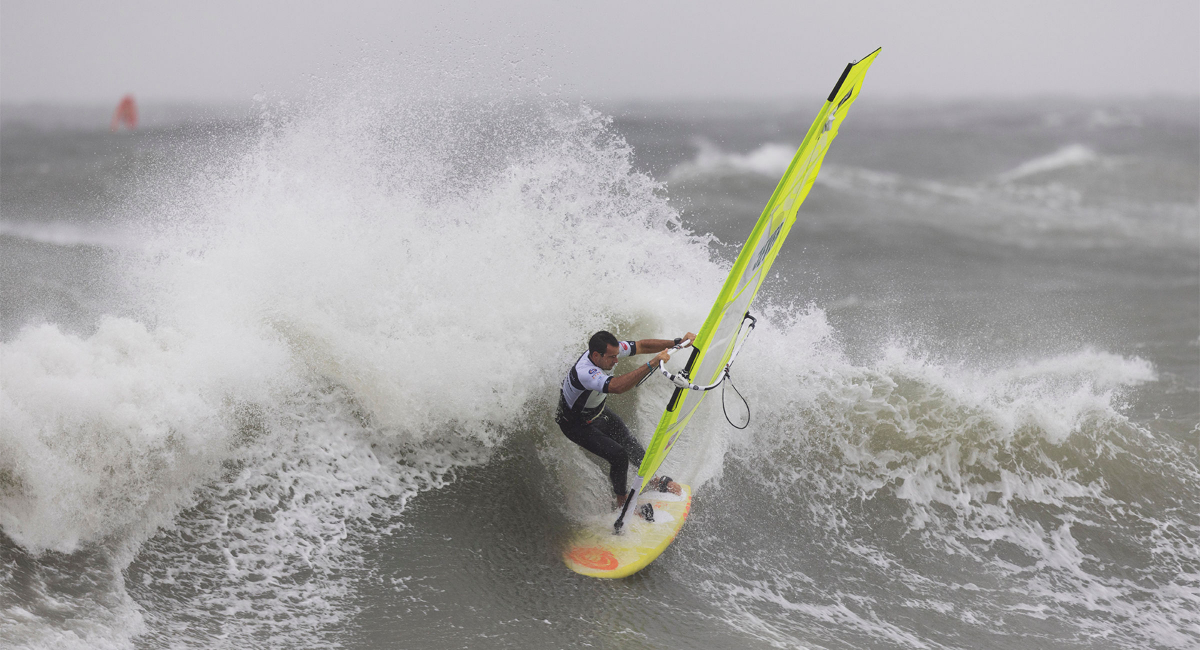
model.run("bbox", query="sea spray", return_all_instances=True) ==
[1,91,738,647]
[685,312,1197,648]
[3,89,1196,649]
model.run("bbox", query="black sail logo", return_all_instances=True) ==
[837,88,854,109]
[749,222,784,275]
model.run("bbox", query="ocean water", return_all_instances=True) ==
[1,87,1197,649]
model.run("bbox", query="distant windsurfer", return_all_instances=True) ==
[557,330,693,513]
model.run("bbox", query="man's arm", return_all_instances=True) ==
[607,332,697,394]
[607,349,671,394]
[633,332,697,355]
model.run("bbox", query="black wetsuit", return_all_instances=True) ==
[556,342,647,495]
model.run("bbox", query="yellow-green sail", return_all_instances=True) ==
[638,48,881,484]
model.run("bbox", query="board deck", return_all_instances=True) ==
[563,483,692,578]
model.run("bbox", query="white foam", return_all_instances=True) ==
[1,317,293,554]
[717,577,933,649]
[997,144,1099,182]
[0,220,141,249]
[1,92,739,645]
[667,140,797,181]
[814,163,1198,251]
[5,83,1195,650]
[701,319,1200,647]
[647,509,674,525]
[1086,108,1143,129]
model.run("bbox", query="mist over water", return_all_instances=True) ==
[1,73,1197,649]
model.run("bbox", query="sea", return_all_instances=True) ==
[1,81,1197,649]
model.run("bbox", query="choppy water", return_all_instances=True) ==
[1,85,1197,649]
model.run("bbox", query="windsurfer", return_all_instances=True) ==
[556,330,693,509]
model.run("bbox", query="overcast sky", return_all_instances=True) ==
[2,0,1198,104]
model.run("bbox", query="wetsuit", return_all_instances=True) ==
[556,341,647,495]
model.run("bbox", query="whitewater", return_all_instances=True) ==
[1,87,1197,649]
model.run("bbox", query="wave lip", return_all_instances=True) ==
[812,160,1198,252]
[715,325,1199,649]
[0,94,734,647]
[0,220,140,249]
[667,140,797,181]
[997,144,1100,182]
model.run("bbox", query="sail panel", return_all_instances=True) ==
[637,48,881,483]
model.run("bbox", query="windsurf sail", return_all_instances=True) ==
[615,48,881,531]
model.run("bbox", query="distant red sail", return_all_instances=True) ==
[111,95,137,131]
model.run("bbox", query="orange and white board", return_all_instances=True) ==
[563,483,691,579]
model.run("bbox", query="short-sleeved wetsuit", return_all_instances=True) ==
[556,341,647,496]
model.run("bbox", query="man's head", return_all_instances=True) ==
[588,330,621,371]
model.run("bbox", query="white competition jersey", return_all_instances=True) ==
[558,340,636,425]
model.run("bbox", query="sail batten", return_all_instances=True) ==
[636,48,881,485]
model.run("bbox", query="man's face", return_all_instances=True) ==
[591,344,620,371]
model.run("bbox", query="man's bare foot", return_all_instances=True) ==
[614,492,629,510]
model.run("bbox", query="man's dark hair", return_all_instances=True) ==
[589,331,620,356]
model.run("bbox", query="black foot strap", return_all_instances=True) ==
[639,503,655,522]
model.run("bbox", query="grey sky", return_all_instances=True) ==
[2,0,1197,104]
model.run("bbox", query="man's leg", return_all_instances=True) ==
[559,421,633,496]
[593,412,682,496]
[592,412,662,522]
[592,411,645,470]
